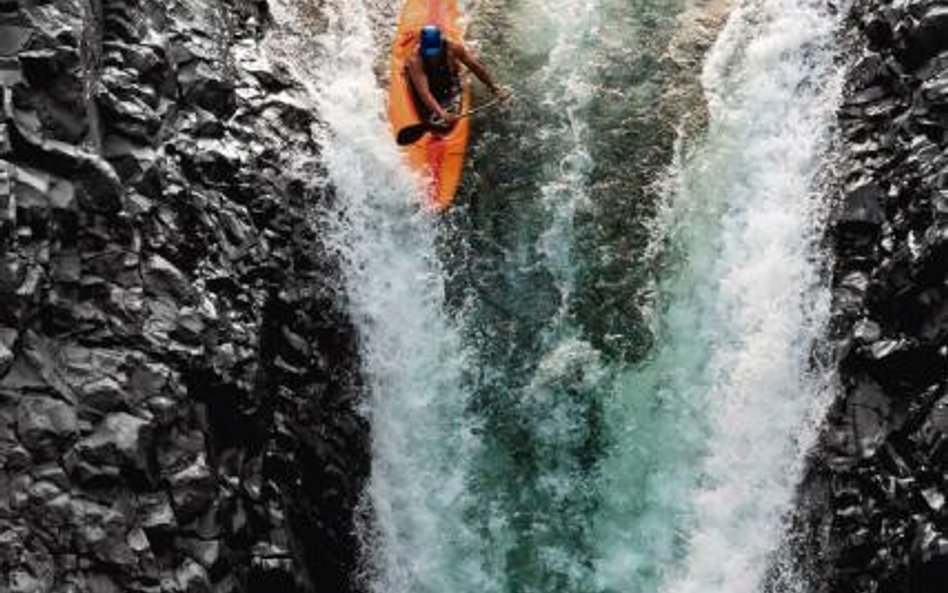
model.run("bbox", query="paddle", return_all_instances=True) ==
[396,95,510,146]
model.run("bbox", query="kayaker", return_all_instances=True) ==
[407,24,508,127]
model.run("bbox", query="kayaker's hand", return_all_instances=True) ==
[495,86,512,104]
[434,110,458,128]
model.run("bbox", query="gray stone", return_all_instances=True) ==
[8,122,123,214]
[848,375,891,458]
[838,183,885,228]
[78,376,131,414]
[138,491,176,531]
[902,5,948,67]
[143,254,193,301]
[16,396,78,459]
[0,340,12,377]
[178,61,237,119]
[69,498,136,567]
[0,26,31,57]
[922,487,945,512]
[178,537,220,569]
[0,123,10,156]
[168,454,215,521]
[74,412,152,473]
[0,161,15,225]
[922,71,948,105]
[175,558,211,593]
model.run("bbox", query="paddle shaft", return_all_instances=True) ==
[396,94,511,146]
[430,96,503,126]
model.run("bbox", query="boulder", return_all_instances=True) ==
[69,498,136,567]
[848,375,892,458]
[178,61,237,119]
[921,71,948,106]
[0,26,31,57]
[143,255,193,302]
[175,558,211,593]
[138,491,176,531]
[168,454,216,522]
[837,183,885,232]
[0,123,10,156]
[899,5,948,69]
[78,376,131,414]
[8,123,123,214]
[0,340,12,377]
[74,412,152,474]
[16,396,78,460]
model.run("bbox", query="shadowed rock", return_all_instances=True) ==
[0,0,367,592]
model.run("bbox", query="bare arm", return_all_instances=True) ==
[453,43,500,94]
[407,55,450,119]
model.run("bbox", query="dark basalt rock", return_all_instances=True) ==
[797,0,948,590]
[897,5,948,69]
[16,395,78,460]
[0,1,368,592]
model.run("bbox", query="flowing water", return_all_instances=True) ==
[267,0,844,591]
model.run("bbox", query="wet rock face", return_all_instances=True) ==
[799,0,948,591]
[0,1,368,592]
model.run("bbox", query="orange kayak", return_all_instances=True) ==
[389,0,471,212]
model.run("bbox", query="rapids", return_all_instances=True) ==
[267,0,846,591]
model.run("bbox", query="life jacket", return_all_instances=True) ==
[420,49,459,104]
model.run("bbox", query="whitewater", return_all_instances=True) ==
[267,0,845,591]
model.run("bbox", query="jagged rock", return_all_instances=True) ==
[0,340,12,377]
[921,70,948,105]
[837,183,885,234]
[178,537,221,569]
[16,396,78,460]
[8,124,122,213]
[73,412,152,475]
[848,53,891,91]
[78,376,131,414]
[802,0,948,588]
[143,255,193,302]
[178,62,237,119]
[69,498,136,567]
[0,124,11,156]
[168,454,215,521]
[853,318,882,343]
[138,491,177,531]
[849,375,891,458]
[899,5,948,68]
[96,86,161,142]
[864,15,893,51]
[0,26,31,57]
[176,558,211,593]
[12,164,76,211]
[1,1,367,591]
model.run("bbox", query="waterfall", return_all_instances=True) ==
[595,1,843,592]
[267,0,845,591]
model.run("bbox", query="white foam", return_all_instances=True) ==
[663,0,844,591]
[266,1,494,591]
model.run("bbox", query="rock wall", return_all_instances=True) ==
[0,1,368,592]
[799,0,948,591]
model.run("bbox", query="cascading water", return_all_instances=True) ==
[267,0,844,590]
[594,1,843,592]
[266,1,496,592]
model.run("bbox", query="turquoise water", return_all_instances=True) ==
[268,0,844,592]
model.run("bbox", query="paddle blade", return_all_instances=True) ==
[397,124,428,146]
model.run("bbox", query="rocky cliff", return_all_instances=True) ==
[0,1,367,592]
[799,0,948,590]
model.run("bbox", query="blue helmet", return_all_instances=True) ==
[420,25,444,58]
